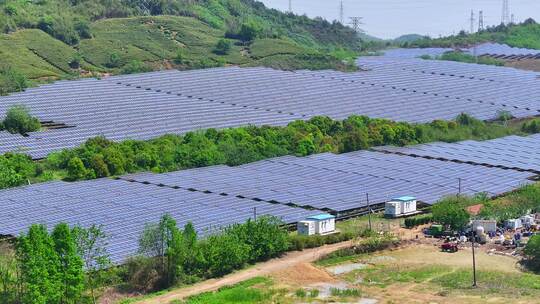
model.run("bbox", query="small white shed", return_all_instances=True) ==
[297,214,336,235]
[471,219,497,234]
[385,196,417,218]
[505,219,523,230]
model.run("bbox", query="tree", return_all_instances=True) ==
[2,105,40,135]
[72,225,110,304]
[67,157,87,181]
[239,21,261,41]
[0,67,28,95]
[17,224,62,304]
[432,197,470,231]
[524,235,540,270]
[138,214,184,286]
[107,52,121,68]
[52,223,84,304]
[213,39,232,55]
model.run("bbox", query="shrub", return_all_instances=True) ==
[522,119,540,134]
[2,105,40,134]
[524,235,540,271]
[0,67,28,96]
[121,60,151,74]
[213,38,232,55]
[107,52,121,68]
[404,215,433,228]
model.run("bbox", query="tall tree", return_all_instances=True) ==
[72,225,110,304]
[52,223,84,304]
[17,224,62,304]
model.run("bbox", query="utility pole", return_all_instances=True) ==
[470,10,476,34]
[253,207,257,221]
[340,1,344,24]
[511,13,515,24]
[478,10,485,31]
[349,17,363,33]
[471,231,478,287]
[502,0,510,25]
[458,178,462,196]
[288,0,292,13]
[366,193,372,231]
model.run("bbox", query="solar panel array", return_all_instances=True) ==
[0,149,533,263]
[374,134,540,173]
[382,43,540,59]
[466,43,540,58]
[0,178,318,263]
[122,150,533,211]
[1,61,538,159]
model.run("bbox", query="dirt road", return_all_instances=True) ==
[135,241,353,304]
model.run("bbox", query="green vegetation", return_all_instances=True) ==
[421,51,505,66]
[0,65,28,95]
[0,223,110,304]
[431,196,472,231]
[0,0,363,94]
[184,277,278,304]
[0,105,41,135]
[404,214,433,228]
[411,19,540,49]
[0,113,537,191]
[524,235,540,271]
[126,215,289,292]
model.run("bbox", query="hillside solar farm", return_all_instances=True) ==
[3,15,540,301]
[1,54,540,158]
[1,43,540,261]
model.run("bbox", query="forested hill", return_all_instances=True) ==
[409,18,540,49]
[0,0,361,95]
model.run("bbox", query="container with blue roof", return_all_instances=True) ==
[297,213,336,236]
[384,196,418,218]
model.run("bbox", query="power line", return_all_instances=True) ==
[349,17,363,33]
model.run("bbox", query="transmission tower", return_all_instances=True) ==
[478,10,485,31]
[349,17,363,33]
[469,10,476,33]
[501,0,510,24]
[288,0,292,13]
[340,1,344,24]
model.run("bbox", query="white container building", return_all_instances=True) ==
[385,196,417,218]
[471,219,497,234]
[297,214,336,235]
[505,218,523,230]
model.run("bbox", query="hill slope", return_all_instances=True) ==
[410,19,540,49]
[0,0,361,94]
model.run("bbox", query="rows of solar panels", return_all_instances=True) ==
[0,58,538,159]
[0,149,534,263]
[0,178,319,263]
[375,134,540,173]
[382,43,540,59]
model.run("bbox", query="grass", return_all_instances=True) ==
[330,287,362,297]
[183,277,280,304]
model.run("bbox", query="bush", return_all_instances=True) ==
[0,67,28,96]
[524,235,540,271]
[121,60,151,74]
[522,119,540,134]
[213,38,232,55]
[404,215,433,228]
[2,105,40,135]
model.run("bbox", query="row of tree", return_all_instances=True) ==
[127,215,290,292]
[0,214,292,302]
[0,113,532,190]
[0,224,110,304]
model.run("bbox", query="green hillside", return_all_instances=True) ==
[0,0,361,94]
[410,18,540,49]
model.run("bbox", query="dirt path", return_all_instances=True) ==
[135,241,353,304]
